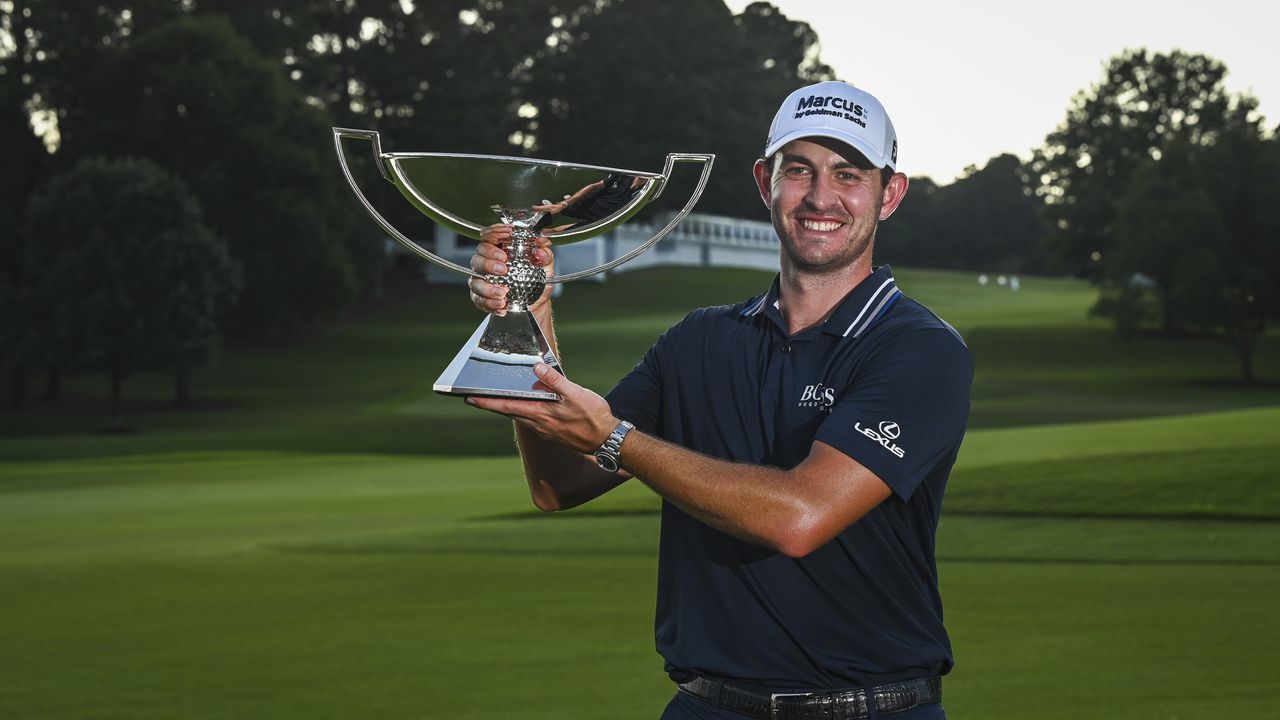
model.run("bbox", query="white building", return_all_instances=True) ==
[423,212,780,287]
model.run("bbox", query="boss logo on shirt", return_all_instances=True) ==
[854,420,907,458]
[798,383,837,411]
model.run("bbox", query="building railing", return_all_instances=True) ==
[423,211,780,285]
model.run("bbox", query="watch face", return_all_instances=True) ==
[595,452,619,473]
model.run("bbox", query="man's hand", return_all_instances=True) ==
[468,223,555,317]
[531,200,569,214]
[467,363,617,455]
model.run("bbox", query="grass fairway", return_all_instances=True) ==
[3,266,1279,718]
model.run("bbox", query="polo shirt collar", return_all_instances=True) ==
[741,266,901,339]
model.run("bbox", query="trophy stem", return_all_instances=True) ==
[433,204,563,400]
[432,309,563,401]
[485,219,547,313]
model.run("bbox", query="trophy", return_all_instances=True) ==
[332,128,714,400]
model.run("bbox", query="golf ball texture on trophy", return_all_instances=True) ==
[486,254,546,312]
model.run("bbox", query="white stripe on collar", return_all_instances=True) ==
[841,277,898,337]
[744,292,771,316]
[850,288,901,338]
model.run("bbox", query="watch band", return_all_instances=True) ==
[594,420,634,472]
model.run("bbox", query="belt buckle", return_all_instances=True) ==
[769,692,811,720]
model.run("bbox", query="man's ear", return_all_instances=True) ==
[753,159,773,209]
[878,173,909,221]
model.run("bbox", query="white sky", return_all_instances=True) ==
[725,0,1280,183]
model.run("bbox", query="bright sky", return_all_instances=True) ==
[725,0,1280,183]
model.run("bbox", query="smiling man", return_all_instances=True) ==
[467,81,972,720]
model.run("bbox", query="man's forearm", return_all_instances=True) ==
[514,423,623,511]
[617,431,890,558]
[513,301,625,511]
[468,296,888,550]
[617,431,799,550]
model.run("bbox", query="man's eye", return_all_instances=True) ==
[783,167,810,176]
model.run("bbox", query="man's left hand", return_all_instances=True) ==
[467,363,618,455]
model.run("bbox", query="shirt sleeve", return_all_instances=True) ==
[604,317,682,436]
[815,327,973,501]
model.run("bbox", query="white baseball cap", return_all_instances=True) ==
[764,81,899,171]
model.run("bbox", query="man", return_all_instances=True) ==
[467,81,972,720]
[533,172,645,230]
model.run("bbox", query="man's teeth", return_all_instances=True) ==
[801,220,842,231]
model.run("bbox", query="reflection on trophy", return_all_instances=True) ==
[332,128,714,400]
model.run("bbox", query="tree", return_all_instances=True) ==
[292,0,595,267]
[1178,126,1280,382]
[877,155,1048,273]
[1029,49,1258,276]
[1107,138,1221,333]
[23,157,238,425]
[928,155,1048,272]
[0,60,52,410]
[1110,126,1280,382]
[520,0,834,217]
[875,175,938,268]
[39,14,356,337]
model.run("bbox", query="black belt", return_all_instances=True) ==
[677,674,942,720]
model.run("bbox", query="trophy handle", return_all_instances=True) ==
[547,153,715,284]
[333,127,483,278]
[334,128,714,284]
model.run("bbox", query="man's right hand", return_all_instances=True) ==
[468,223,555,317]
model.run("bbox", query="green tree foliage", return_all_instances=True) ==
[1106,139,1224,333]
[1031,47,1278,381]
[1029,49,1258,275]
[0,63,50,409]
[875,175,937,268]
[878,155,1049,273]
[521,0,834,217]
[293,0,597,241]
[23,157,239,423]
[1196,128,1280,383]
[58,15,354,337]
[1110,127,1280,382]
[2,0,839,339]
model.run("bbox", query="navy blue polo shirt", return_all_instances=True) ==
[605,266,972,690]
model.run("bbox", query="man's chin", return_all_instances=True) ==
[782,242,873,275]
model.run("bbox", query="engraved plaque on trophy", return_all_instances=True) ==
[333,128,714,400]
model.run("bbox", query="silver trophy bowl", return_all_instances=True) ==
[333,127,714,400]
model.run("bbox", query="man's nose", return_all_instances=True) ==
[803,173,837,210]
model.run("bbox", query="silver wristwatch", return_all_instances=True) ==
[594,420,635,473]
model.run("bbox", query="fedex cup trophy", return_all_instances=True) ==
[333,128,714,400]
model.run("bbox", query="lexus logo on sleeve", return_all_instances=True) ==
[854,419,906,458]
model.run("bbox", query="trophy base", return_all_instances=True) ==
[433,311,563,401]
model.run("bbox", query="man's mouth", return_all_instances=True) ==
[800,219,844,232]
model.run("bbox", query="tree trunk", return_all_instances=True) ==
[1236,334,1258,385]
[174,360,190,408]
[109,369,124,427]
[370,256,384,303]
[44,368,61,401]
[1157,286,1175,335]
[1226,315,1263,385]
[8,364,26,412]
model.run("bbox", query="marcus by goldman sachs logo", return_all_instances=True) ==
[795,94,868,128]
[798,383,837,411]
[854,420,906,458]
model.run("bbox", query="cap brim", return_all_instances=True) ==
[764,129,892,170]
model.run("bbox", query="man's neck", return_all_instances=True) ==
[777,259,873,336]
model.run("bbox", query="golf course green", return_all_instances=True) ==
[3,266,1278,719]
